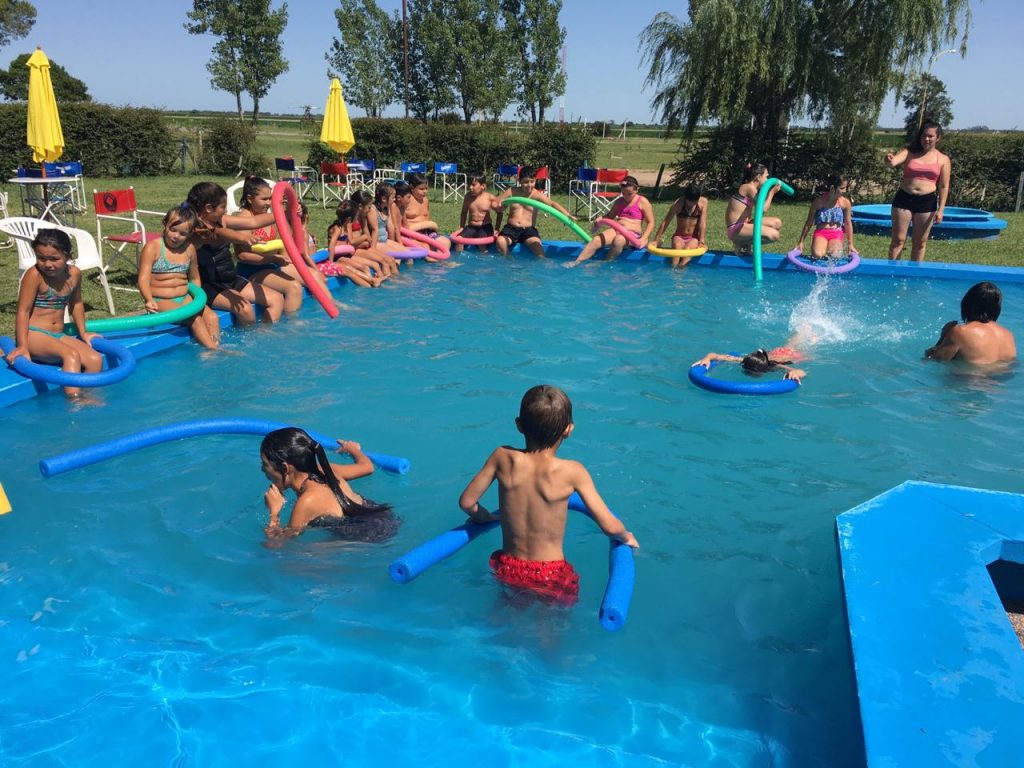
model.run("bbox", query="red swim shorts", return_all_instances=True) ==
[489,550,580,606]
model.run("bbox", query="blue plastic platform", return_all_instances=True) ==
[851,204,1008,240]
[836,481,1024,767]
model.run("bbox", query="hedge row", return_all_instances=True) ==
[0,103,176,176]
[668,126,1024,210]
[306,119,597,190]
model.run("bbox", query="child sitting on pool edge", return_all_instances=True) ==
[459,384,639,606]
[925,281,1016,364]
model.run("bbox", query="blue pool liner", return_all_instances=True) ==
[1,335,136,388]
[390,490,636,631]
[38,417,410,477]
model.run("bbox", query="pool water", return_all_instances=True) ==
[3,259,1023,766]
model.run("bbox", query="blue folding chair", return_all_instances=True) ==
[274,157,317,200]
[493,163,521,192]
[433,162,467,202]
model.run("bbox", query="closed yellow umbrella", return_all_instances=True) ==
[320,77,354,155]
[26,48,64,164]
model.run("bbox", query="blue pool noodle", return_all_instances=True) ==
[1,335,136,388]
[391,491,636,631]
[388,518,500,584]
[39,418,410,477]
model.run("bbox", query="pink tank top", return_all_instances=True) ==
[618,197,644,220]
[903,154,941,183]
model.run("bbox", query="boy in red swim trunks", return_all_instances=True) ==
[459,385,639,606]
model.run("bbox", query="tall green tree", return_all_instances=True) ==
[639,0,970,156]
[427,0,514,123]
[501,0,566,124]
[185,0,290,124]
[406,0,456,120]
[0,53,91,102]
[0,0,35,48]
[901,73,954,139]
[327,0,400,119]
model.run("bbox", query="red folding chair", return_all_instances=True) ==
[320,161,353,207]
[92,187,163,271]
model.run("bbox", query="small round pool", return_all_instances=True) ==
[851,204,1008,240]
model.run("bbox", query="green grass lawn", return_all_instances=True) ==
[2,125,1022,336]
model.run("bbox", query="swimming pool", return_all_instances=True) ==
[2,258,1023,766]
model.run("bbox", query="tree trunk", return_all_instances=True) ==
[251,97,261,126]
[235,90,244,122]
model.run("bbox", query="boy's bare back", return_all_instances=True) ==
[928,321,1016,364]
[489,445,580,561]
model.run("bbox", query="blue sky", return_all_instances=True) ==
[5,0,1020,129]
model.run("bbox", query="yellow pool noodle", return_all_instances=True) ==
[0,481,10,515]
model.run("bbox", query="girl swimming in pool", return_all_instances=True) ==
[5,229,103,399]
[136,204,220,350]
[652,182,708,268]
[260,427,395,540]
[793,175,855,260]
[692,337,808,382]
[725,163,782,254]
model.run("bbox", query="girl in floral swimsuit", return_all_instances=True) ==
[794,174,855,259]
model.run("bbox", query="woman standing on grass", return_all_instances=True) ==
[885,120,951,262]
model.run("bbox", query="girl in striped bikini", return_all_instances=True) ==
[5,228,103,398]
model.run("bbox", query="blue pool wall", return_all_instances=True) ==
[3,243,1024,409]
[836,481,1024,767]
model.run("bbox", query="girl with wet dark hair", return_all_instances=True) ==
[259,427,396,540]
[691,337,808,383]
[885,120,951,262]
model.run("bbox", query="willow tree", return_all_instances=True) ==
[640,0,970,153]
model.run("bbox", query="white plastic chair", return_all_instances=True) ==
[0,191,12,249]
[226,179,276,215]
[0,217,116,315]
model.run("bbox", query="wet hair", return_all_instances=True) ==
[162,203,198,231]
[961,281,1002,323]
[469,174,487,186]
[333,200,356,227]
[406,172,427,188]
[740,348,789,375]
[186,181,227,212]
[518,166,537,180]
[621,175,639,188]
[909,120,943,153]
[31,228,73,260]
[240,175,271,211]
[740,163,768,184]
[393,181,412,199]
[683,182,704,201]
[518,385,573,450]
[260,428,391,517]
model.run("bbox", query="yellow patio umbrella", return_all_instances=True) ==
[26,48,64,164]
[320,77,354,155]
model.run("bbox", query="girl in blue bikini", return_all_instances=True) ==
[137,204,220,349]
[5,229,103,398]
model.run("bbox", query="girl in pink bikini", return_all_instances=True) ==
[885,120,951,262]
[725,163,782,254]
[793,174,855,259]
[571,175,655,265]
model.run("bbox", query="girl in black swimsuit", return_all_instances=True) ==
[187,181,286,324]
[653,183,708,268]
